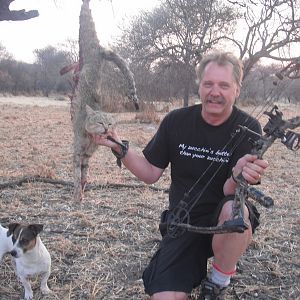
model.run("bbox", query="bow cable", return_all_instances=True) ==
[166,73,299,237]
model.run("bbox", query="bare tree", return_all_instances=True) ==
[59,38,80,65]
[0,43,12,60]
[119,0,300,105]
[119,0,238,106]
[34,46,69,96]
[275,57,300,80]
[0,0,38,21]
[225,0,300,79]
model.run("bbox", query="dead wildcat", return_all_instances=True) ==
[85,105,127,168]
[73,104,117,201]
[68,0,138,201]
[85,105,115,135]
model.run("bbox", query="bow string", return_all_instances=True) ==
[166,62,300,238]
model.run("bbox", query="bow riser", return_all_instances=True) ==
[167,106,299,237]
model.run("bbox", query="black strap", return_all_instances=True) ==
[107,136,129,168]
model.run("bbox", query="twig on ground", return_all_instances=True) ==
[0,175,168,193]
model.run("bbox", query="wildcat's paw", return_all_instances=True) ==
[24,290,33,300]
[41,285,52,295]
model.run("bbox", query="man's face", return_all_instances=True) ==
[198,62,240,123]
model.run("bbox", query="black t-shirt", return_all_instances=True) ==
[143,104,261,219]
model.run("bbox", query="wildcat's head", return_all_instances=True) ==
[85,105,115,135]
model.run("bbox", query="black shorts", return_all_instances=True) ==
[142,195,260,295]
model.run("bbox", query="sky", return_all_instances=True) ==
[0,0,159,63]
[1,0,299,65]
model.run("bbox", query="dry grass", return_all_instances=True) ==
[0,97,299,300]
[135,104,161,124]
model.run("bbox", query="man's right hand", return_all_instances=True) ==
[91,129,122,153]
[233,154,268,185]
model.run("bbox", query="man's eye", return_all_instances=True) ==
[220,84,230,89]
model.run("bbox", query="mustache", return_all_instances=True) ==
[204,96,225,104]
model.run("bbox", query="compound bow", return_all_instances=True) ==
[166,107,300,237]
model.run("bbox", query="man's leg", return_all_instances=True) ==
[144,219,210,299]
[199,200,253,299]
[212,200,252,273]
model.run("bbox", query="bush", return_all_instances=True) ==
[135,102,160,123]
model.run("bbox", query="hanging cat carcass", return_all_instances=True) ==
[61,0,139,201]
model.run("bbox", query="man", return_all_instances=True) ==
[92,52,268,300]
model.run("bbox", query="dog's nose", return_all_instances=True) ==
[10,250,17,257]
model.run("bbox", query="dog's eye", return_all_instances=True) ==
[20,238,30,245]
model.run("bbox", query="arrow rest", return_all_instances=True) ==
[164,105,299,237]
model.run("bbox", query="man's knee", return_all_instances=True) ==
[217,200,250,224]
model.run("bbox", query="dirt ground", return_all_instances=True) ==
[0,96,299,300]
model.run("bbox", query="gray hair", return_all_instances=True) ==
[195,52,243,87]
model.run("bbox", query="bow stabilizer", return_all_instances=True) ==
[166,105,300,236]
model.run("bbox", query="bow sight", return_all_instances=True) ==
[252,105,300,155]
[166,106,300,237]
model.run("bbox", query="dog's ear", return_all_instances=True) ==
[7,223,20,236]
[29,224,44,236]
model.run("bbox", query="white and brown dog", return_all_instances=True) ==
[8,223,52,300]
[0,224,13,261]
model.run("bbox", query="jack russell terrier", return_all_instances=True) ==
[0,224,13,261]
[8,223,52,300]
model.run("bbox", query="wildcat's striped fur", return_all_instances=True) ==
[71,0,138,200]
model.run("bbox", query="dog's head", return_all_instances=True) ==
[8,223,43,258]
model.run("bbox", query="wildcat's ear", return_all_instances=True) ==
[86,105,94,115]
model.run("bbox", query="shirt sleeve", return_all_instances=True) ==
[142,113,171,169]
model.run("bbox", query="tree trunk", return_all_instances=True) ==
[183,82,190,107]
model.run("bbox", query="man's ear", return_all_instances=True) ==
[235,85,241,98]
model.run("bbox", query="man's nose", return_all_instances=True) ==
[210,84,221,96]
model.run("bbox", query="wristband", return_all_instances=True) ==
[231,171,238,183]
[111,140,129,168]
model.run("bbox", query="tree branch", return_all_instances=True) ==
[0,0,39,21]
[0,175,169,193]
